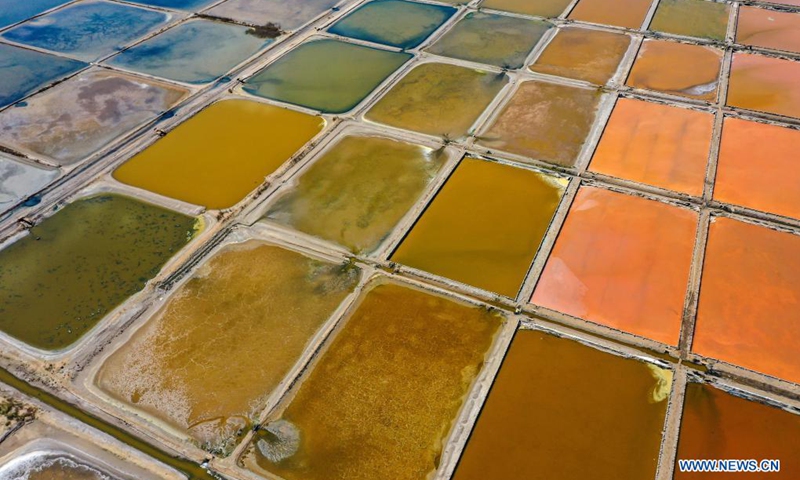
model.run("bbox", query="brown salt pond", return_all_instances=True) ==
[693,217,800,384]
[113,99,324,210]
[391,157,566,298]
[714,117,800,220]
[15,454,114,480]
[96,242,360,455]
[627,39,723,101]
[532,187,697,345]
[453,329,671,480]
[365,63,507,140]
[479,0,572,18]
[263,135,446,254]
[242,281,502,480]
[649,0,729,41]
[736,6,800,55]
[727,53,800,119]
[568,0,653,29]
[530,27,631,85]
[675,383,800,479]
[0,69,188,166]
[478,80,602,167]
[589,97,713,196]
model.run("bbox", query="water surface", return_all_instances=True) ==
[206,0,340,31]
[650,0,729,41]
[0,43,85,108]
[0,154,60,214]
[530,27,630,85]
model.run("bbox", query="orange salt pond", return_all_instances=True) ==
[453,329,670,480]
[675,383,800,480]
[530,27,631,85]
[242,282,502,480]
[737,6,800,55]
[391,157,566,298]
[568,0,653,29]
[589,97,713,196]
[693,217,800,384]
[478,81,601,167]
[726,53,800,119]
[479,0,572,18]
[715,118,800,220]
[627,39,722,101]
[532,187,697,345]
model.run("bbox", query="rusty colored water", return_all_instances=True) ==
[533,187,697,345]
[675,383,800,480]
[242,281,502,480]
[693,217,800,384]
[590,98,713,196]
[726,53,800,119]
[479,0,572,17]
[715,117,800,220]
[649,0,729,41]
[453,329,670,480]
[96,242,359,455]
[392,157,566,297]
[737,6,800,55]
[530,27,631,85]
[627,39,722,100]
[479,81,601,166]
[263,135,446,254]
[113,99,324,210]
[568,0,653,29]
[365,63,507,139]
[25,456,110,480]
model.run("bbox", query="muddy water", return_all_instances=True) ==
[675,383,800,479]
[206,0,340,31]
[568,0,652,29]
[0,1,171,62]
[20,455,113,480]
[589,98,713,196]
[532,187,697,345]
[727,53,800,119]
[0,194,199,351]
[649,0,729,41]
[453,329,670,480]
[243,39,411,114]
[263,135,445,254]
[530,27,630,85]
[0,43,85,108]
[627,40,722,101]
[478,81,601,166]
[108,19,270,85]
[480,0,572,18]
[425,12,550,69]
[715,117,800,220]
[113,99,323,210]
[365,63,507,139]
[328,0,455,49]
[693,217,800,384]
[736,6,800,55]
[391,157,565,298]
[97,242,359,455]
[242,281,502,480]
[0,69,188,166]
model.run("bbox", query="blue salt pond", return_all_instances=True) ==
[108,19,270,85]
[1,1,172,61]
[0,43,85,107]
[123,0,218,11]
[328,0,456,49]
[206,0,340,31]
[0,0,69,28]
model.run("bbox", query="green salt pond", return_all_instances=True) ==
[328,0,455,49]
[243,39,411,114]
[0,194,199,351]
[365,62,508,139]
[426,12,551,69]
[263,135,446,254]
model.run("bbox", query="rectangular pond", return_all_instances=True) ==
[0,43,85,108]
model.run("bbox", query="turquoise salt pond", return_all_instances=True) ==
[328,0,455,50]
[0,43,85,108]
[1,0,172,62]
[243,38,411,114]
[206,0,340,31]
[0,0,69,29]
[108,19,270,85]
